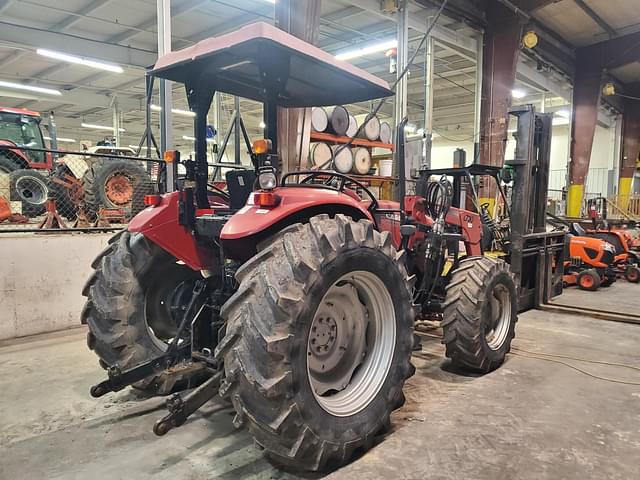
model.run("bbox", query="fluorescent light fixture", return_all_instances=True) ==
[335,39,398,61]
[182,135,214,143]
[0,79,61,96]
[404,124,416,133]
[150,104,196,117]
[552,117,569,126]
[555,109,570,118]
[81,122,125,132]
[507,128,517,133]
[43,136,76,143]
[37,48,123,73]
[259,121,266,129]
[511,89,527,99]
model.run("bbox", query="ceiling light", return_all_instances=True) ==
[512,89,527,99]
[335,39,398,61]
[555,109,570,118]
[182,135,214,143]
[43,136,76,143]
[81,122,125,132]
[0,80,61,96]
[150,104,196,117]
[404,124,416,133]
[552,117,569,126]
[259,121,266,129]
[37,48,123,73]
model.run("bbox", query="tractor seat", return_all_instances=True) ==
[571,222,586,237]
[226,170,256,210]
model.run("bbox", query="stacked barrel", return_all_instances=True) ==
[309,106,392,175]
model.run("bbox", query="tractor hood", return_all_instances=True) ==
[151,22,393,107]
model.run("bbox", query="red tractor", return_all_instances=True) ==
[0,107,54,216]
[83,23,564,471]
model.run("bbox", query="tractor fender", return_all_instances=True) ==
[220,186,373,260]
[0,140,29,167]
[128,191,215,271]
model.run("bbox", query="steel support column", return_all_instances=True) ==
[423,34,434,167]
[112,98,120,146]
[157,0,174,191]
[478,2,522,211]
[567,57,601,217]
[394,1,409,133]
[619,99,640,211]
[274,0,321,175]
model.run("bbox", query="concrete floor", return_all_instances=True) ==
[1,310,640,479]
[551,278,639,316]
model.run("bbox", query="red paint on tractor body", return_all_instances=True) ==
[128,191,215,271]
[220,187,374,240]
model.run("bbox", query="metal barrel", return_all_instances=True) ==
[358,113,381,141]
[311,106,328,132]
[310,142,332,168]
[379,121,392,144]
[352,147,372,175]
[331,144,354,173]
[326,105,350,137]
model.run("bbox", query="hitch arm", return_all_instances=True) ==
[153,371,223,436]
[90,345,191,397]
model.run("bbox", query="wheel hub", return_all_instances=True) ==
[307,271,396,417]
[104,173,134,206]
[485,284,511,350]
[16,176,47,205]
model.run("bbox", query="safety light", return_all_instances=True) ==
[602,82,616,97]
[144,194,162,207]
[258,169,277,190]
[522,30,538,49]
[253,191,280,208]
[253,139,272,155]
[164,150,179,163]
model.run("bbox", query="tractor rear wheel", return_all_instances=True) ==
[442,256,517,373]
[82,230,208,394]
[217,214,415,471]
[577,269,601,291]
[82,158,154,220]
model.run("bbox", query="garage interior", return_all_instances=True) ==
[0,0,639,479]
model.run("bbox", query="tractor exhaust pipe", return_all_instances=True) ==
[396,117,409,224]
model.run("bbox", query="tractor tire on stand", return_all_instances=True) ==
[82,158,154,220]
[217,214,415,471]
[82,230,209,395]
[442,256,517,373]
[577,269,601,291]
[9,169,49,217]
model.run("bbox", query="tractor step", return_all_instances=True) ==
[153,371,223,436]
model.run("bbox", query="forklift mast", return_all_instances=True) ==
[506,104,564,309]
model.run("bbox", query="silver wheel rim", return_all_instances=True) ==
[307,270,396,417]
[15,175,48,205]
[485,284,511,350]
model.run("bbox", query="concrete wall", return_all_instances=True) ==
[0,233,113,340]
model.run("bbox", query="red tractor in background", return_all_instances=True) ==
[82,23,564,471]
[0,107,54,216]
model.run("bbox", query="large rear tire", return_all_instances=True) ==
[442,256,517,373]
[82,158,154,220]
[217,214,415,471]
[81,230,208,395]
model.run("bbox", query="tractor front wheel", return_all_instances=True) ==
[577,269,601,291]
[625,265,640,283]
[442,256,517,373]
[217,215,415,471]
[82,231,208,394]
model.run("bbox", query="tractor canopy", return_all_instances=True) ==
[150,22,393,107]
